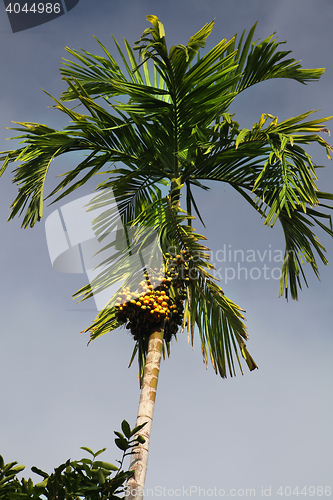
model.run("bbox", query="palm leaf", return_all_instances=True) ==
[1,14,332,380]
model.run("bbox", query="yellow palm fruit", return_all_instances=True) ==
[130,300,136,304]
[161,301,168,307]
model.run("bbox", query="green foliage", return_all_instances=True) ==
[1,15,332,379]
[0,420,145,499]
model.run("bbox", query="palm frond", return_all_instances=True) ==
[230,24,325,92]
[1,14,332,381]
[184,112,333,300]
[0,122,92,227]
[278,193,333,300]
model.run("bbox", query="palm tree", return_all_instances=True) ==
[1,15,333,498]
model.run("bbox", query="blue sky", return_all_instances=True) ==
[0,1,332,498]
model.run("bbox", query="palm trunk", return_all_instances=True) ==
[127,326,164,499]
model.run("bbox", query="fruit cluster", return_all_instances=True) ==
[115,251,191,342]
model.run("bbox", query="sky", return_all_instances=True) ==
[0,0,332,498]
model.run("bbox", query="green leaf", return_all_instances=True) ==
[31,466,49,479]
[114,431,125,440]
[130,422,147,436]
[98,469,105,485]
[34,477,49,488]
[9,465,25,474]
[121,420,131,439]
[80,446,95,457]
[235,128,250,148]
[115,438,129,451]
[78,458,93,466]
[93,447,107,458]
[93,461,118,471]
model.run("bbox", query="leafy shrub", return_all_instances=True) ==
[0,420,145,499]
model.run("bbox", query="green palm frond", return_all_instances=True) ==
[1,14,332,380]
[278,192,333,300]
[233,26,325,92]
[184,275,258,377]
[0,122,93,227]
[190,111,333,299]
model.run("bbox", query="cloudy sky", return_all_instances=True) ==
[1,0,332,498]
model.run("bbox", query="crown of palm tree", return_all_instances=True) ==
[1,15,332,381]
